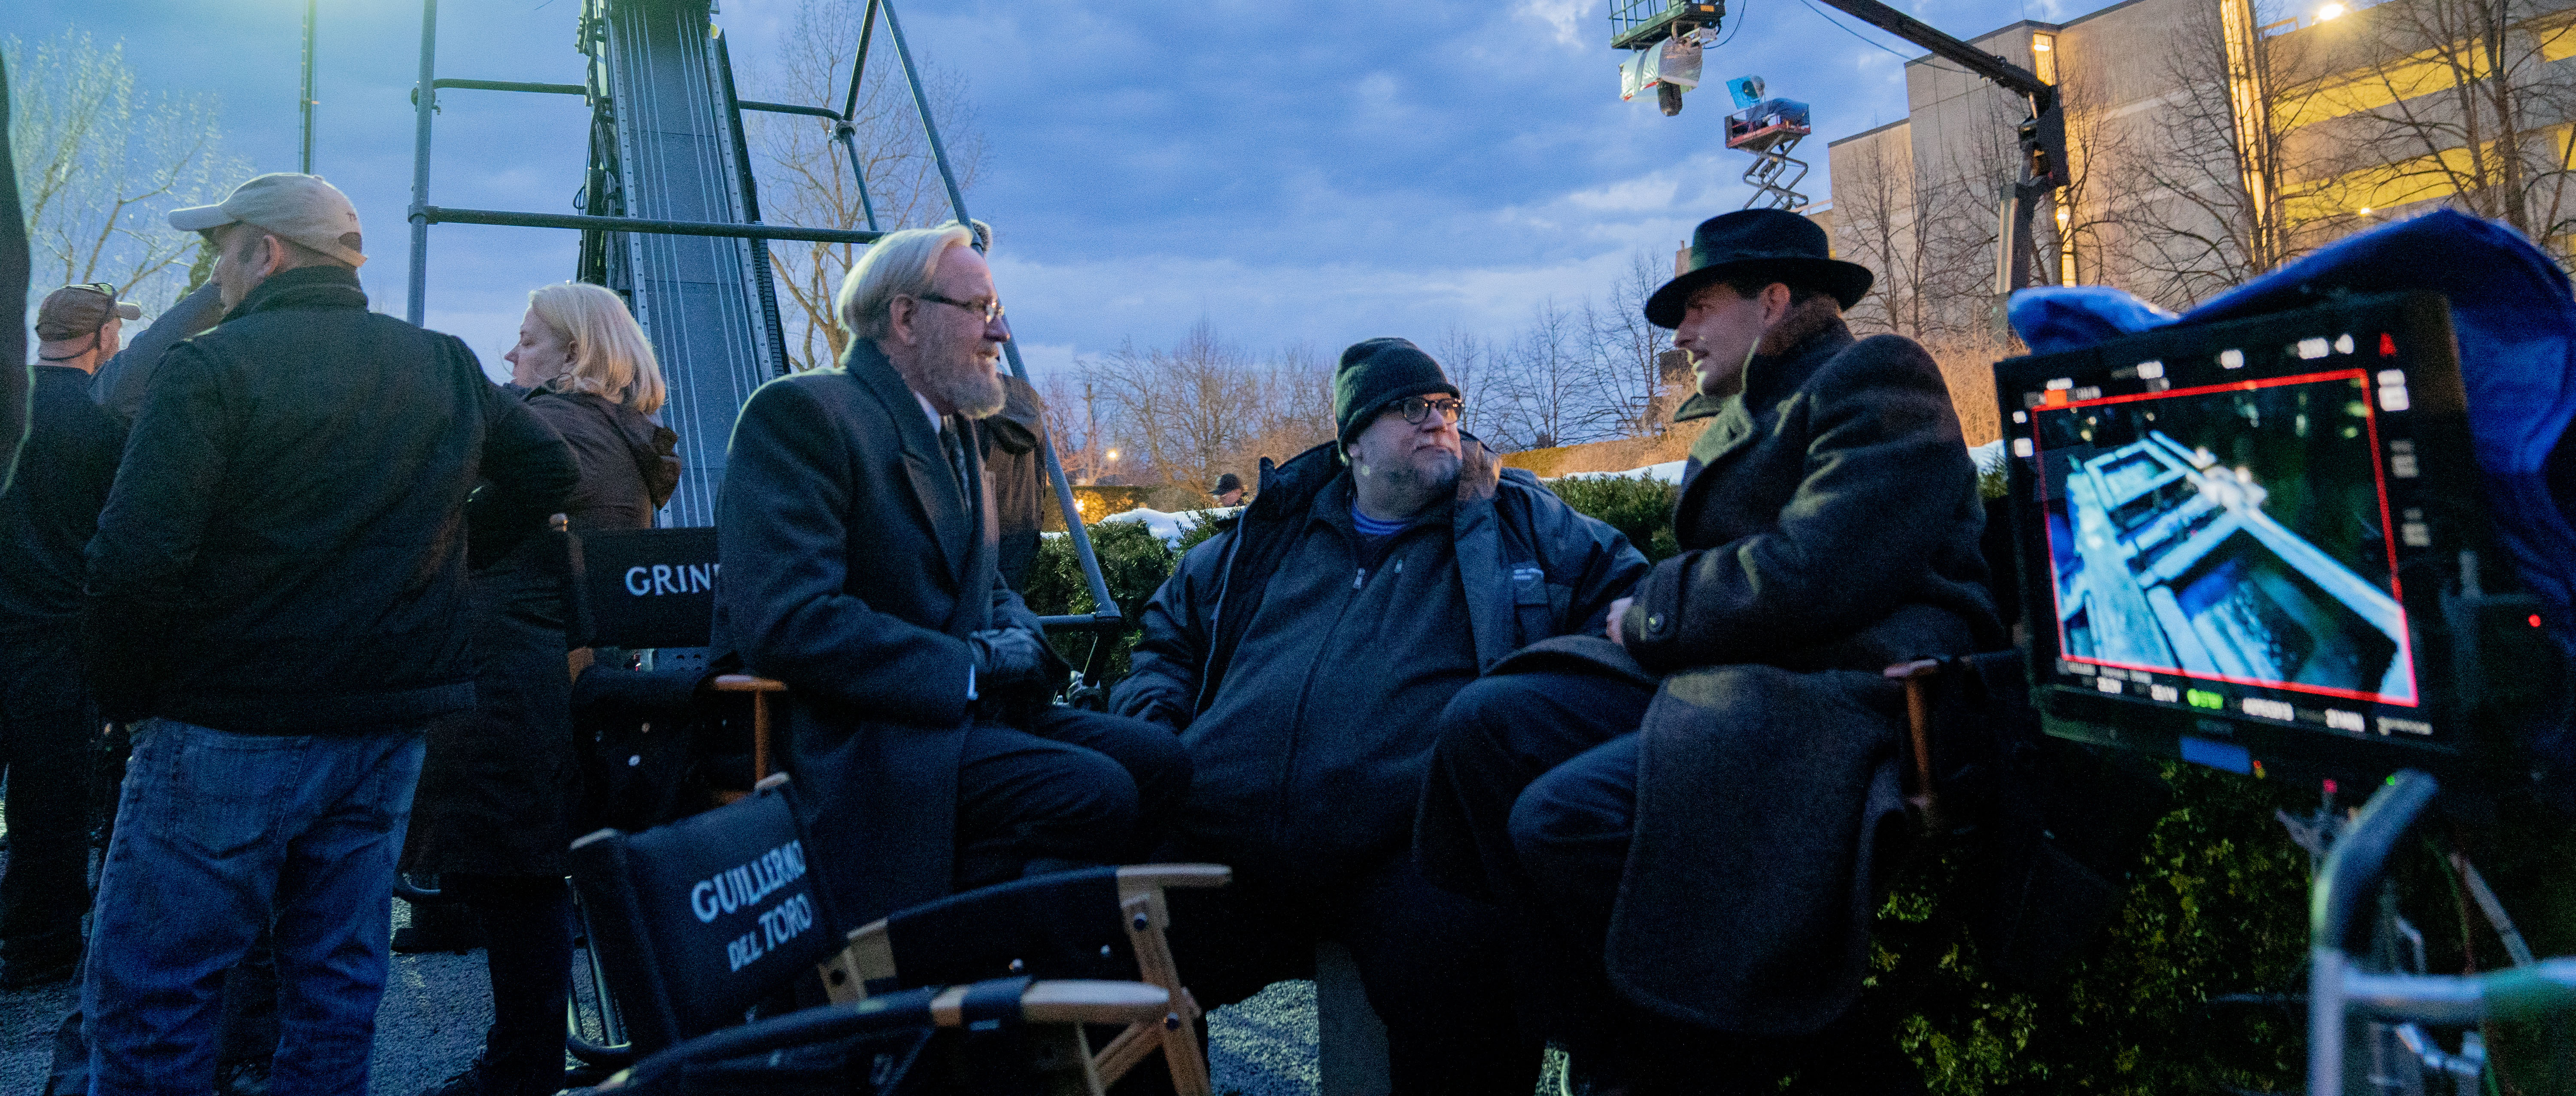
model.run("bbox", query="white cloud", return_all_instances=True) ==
[1516,0,1590,47]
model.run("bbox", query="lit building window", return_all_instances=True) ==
[2032,32,2058,85]
[2056,202,2076,283]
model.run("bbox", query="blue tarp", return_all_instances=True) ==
[2005,210,2576,792]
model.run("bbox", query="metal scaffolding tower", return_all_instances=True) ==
[401,0,1120,620]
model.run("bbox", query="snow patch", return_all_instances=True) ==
[1097,505,1243,550]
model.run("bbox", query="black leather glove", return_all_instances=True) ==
[967,627,1053,701]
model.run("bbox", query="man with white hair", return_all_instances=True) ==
[716,222,1188,925]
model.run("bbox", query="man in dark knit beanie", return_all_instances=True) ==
[1110,337,1648,1094]
[1333,337,1459,456]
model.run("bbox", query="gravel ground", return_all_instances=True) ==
[0,883,1333,1096]
[0,828,1541,1096]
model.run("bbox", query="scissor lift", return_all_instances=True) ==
[397,0,1119,618]
[1723,96,1814,210]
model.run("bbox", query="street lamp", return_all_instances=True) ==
[299,0,317,172]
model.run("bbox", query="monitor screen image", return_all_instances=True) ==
[2029,368,2415,707]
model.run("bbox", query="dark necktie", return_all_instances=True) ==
[937,419,970,499]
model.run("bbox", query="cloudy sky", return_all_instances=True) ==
[7,0,2114,379]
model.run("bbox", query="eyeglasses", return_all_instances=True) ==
[916,292,1005,324]
[1391,396,1464,426]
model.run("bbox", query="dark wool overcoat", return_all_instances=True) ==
[715,341,1039,926]
[410,389,679,877]
[1478,318,2000,1034]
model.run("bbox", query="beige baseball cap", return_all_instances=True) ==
[34,283,142,342]
[169,173,367,267]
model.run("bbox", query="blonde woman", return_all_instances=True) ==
[500,281,679,530]
[407,282,676,1096]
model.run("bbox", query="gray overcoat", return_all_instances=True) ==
[1500,318,2001,1034]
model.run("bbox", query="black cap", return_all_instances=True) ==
[1644,209,1873,328]
[1333,338,1458,450]
[1213,473,1242,495]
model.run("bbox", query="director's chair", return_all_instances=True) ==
[817,864,1230,1096]
[569,774,1185,1094]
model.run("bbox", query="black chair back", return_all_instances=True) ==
[574,526,720,650]
[568,777,843,1052]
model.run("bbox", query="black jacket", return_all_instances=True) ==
[2,367,126,632]
[717,340,1039,925]
[978,374,1047,590]
[529,389,680,533]
[82,266,577,735]
[409,387,679,877]
[0,366,126,716]
[92,282,225,425]
[1112,441,1646,884]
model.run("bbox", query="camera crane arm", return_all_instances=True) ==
[1804,0,2069,289]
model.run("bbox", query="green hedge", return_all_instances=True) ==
[1025,477,2575,1093]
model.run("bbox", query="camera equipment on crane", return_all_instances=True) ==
[1993,291,2562,796]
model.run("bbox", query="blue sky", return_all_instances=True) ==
[7,0,2117,377]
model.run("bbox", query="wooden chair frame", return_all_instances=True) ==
[1886,658,1952,832]
[817,865,1231,1096]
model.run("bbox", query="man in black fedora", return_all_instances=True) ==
[1415,209,2001,1093]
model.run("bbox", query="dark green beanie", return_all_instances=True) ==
[1334,337,1458,449]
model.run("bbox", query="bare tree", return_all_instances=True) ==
[1087,320,1263,495]
[744,0,987,370]
[1836,136,1938,339]
[7,29,251,316]
[2109,0,2337,306]
[2300,0,2576,258]
[1436,324,1501,441]
[1487,299,1591,451]
[1579,252,1679,438]
[1231,341,1335,479]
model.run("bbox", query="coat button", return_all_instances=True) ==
[1646,614,1663,632]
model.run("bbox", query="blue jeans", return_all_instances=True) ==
[82,719,426,1096]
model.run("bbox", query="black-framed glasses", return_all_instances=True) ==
[916,292,1005,324]
[1393,395,1464,426]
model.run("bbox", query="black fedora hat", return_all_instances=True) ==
[1644,209,1874,328]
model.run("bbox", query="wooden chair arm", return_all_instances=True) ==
[1883,659,1946,831]
[930,980,1169,1027]
[1115,864,1231,901]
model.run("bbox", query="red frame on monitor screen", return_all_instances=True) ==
[2030,367,2416,707]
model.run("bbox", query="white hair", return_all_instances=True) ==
[834,220,993,343]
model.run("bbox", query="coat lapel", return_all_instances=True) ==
[843,344,974,587]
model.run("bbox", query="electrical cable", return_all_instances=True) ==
[1794,0,1916,61]
[1709,0,1750,51]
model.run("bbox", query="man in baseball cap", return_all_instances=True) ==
[33,284,140,367]
[82,170,574,1094]
[0,287,134,991]
[167,173,366,310]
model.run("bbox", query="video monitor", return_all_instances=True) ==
[1993,291,2556,788]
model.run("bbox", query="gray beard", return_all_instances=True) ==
[916,324,1007,419]
[1353,453,1458,517]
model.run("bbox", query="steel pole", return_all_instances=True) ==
[838,0,884,231]
[299,0,317,173]
[406,0,437,326]
[880,0,1119,621]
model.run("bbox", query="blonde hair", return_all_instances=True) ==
[834,219,992,343]
[526,282,667,414]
